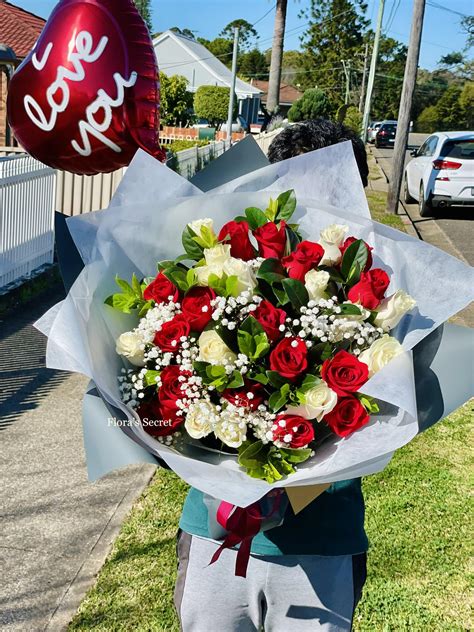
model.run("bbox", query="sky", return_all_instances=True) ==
[12,0,474,71]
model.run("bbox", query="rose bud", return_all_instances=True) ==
[181,286,216,332]
[347,268,390,310]
[218,220,255,261]
[282,241,324,282]
[321,350,369,396]
[323,396,370,437]
[253,221,287,259]
[272,414,315,448]
[269,337,308,380]
[143,271,179,303]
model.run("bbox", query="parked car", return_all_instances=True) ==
[367,121,382,143]
[375,122,397,148]
[404,131,474,217]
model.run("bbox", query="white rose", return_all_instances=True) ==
[320,224,348,246]
[194,264,223,286]
[285,381,338,421]
[214,408,247,448]
[222,257,257,295]
[359,335,404,376]
[185,400,217,439]
[188,218,215,238]
[115,331,145,366]
[204,244,231,267]
[198,330,237,365]
[304,269,330,301]
[374,290,417,331]
[318,240,343,265]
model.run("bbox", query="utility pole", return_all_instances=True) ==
[267,0,288,113]
[226,26,239,142]
[387,0,426,213]
[361,0,385,143]
[359,42,370,112]
[342,60,351,104]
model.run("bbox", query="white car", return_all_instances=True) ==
[367,121,382,143]
[404,131,474,217]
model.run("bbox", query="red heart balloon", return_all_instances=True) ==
[7,0,164,174]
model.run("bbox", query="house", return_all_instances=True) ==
[0,0,45,145]
[251,80,303,118]
[153,30,262,125]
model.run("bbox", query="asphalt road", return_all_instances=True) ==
[372,133,474,266]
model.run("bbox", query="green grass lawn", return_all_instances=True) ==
[68,183,473,631]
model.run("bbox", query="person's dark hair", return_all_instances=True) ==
[267,118,369,187]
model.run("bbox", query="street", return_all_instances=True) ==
[372,133,474,266]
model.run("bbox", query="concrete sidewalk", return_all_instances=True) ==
[0,284,156,631]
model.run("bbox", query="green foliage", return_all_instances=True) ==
[133,0,152,32]
[220,19,258,50]
[343,105,363,134]
[237,440,312,483]
[370,35,407,120]
[459,82,474,128]
[193,361,243,392]
[104,274,151,315]
[288,88,332,122]
[435,85,463,130]
[237,316,270,360]
[159,73,194,126]
[167,139,210,153]
[197,37,233,68]
[194,86,236,125]
[238,49,269,80]
[415,105,440,133]
[281,50,306,85]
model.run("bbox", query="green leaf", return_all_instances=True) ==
[237,316,270,360]
[238,440,266,468]
[300,374,321,392]
[138,300,153,317]
[182,226,204,261]
[131,273,143,298]
[225,275,239,298]
[157,260,175,272]
[358,394,380,414]
[227,370,244,389]
[104,293,136,314]
[265,197,279,222]
[163,265,189,292]
[247,369,269,385]
[115,276,135,296]
[279,447,313,464]
[272,284,290,306]
[340,240,368,281]
[143,370,161,387]
[335,303,362,316]
[268,384,290,413]
[245,207,268,230]
[200,225,217,248]
[276,189,297,222]
[207,272,227,295]
[282,278,309,311]
[256,258,286,284]
[285,226,301,256]
[266,370,290,389]
[186,268,197,288]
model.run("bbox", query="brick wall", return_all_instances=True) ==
[0,70,7,146]
[160,125,244,142]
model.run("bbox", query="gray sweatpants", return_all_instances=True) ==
[174,531,367,632]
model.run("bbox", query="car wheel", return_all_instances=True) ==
[403,175,415,204]
[419,183,433,217]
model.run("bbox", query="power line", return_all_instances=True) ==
[252,3,277,28]
[426,1,469,18]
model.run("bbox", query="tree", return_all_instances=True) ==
[220,19,258,50]
[461,15,474,49]
[370,35,407,120]
[194,86,237,126]
[459,82,474,129]
[415,105,440,133]
[435,85,463,130]
[298,0,368,106]
[267,0,288,113]
[238,49,269,80]
[343,105,363,134]
[197,37,233,68]
[133,0,152,32]
[287,88,332,122]
[170,27,196,39]
[160,73,194,126]
[281,50,306,86]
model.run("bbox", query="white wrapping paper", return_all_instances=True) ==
[35,143,474,507]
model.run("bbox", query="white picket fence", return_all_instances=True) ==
[0,155,56,289]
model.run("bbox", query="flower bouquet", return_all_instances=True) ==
[36,142,473,519]
[110,189,417,484]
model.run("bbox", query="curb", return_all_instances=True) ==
[44,463,157,632]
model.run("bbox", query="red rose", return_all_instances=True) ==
[323,396,370,437]
[181,287,215,332]
[321,350,369,396]
[218,220,255,261]
[272,414,315,448]
[253,300,286,342]
[340,237,373,271]
[136,398,183,437]
[222,380,265,411]
[347,268,390,310]
[159,365,189,410]
[143,272,179,303]
[153,314,190,353]
[253,221,287,258]
[282,241,324,282]
[269,337,308,380]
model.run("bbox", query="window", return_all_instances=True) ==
[418,136,437,157]
[440,139,474,160]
